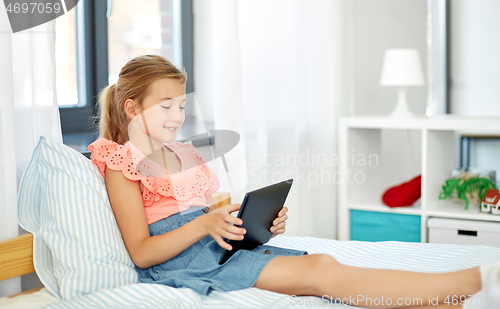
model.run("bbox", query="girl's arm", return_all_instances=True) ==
[105,167,208,269]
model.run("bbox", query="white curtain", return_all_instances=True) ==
[0,7,62,297]
[194,0,342,238]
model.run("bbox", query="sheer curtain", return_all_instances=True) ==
[194,0,343,238]
[0,7,62,297]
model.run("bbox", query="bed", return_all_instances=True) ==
[1,137,500,308]
[2,233,500,309]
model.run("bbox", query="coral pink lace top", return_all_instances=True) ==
[88,137,220,225]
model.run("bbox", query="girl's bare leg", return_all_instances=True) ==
[405,304,463,309]
[253,254,482,309]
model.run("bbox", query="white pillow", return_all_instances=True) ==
[17,136,139,301]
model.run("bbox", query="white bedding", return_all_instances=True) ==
[2,235,500,309]
[0,288,58,309]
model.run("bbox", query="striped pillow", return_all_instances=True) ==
[17,136,139,300]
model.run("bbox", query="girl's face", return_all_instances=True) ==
[133,78,186,144]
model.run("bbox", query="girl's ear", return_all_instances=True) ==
[124,99,139,120]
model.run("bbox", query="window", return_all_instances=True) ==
[55,0,194,154]
[55,3,80,108]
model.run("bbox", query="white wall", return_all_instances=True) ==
[346,0,428,188]
[450,0,500,185]
[347,0,500,199]
[450,0,500,116]
[348,0,427,116]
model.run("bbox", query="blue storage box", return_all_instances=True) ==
[350,210,421,242]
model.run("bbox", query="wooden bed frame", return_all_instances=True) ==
[0,192,231,299]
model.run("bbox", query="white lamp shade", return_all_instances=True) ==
[380,49,425,86]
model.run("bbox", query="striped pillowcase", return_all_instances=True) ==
[17,136,139,301]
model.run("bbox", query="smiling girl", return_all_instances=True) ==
[88,55,498,309]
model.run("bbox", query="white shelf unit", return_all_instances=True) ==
[338,115,500,242]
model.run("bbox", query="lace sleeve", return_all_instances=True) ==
[88,138,141,182]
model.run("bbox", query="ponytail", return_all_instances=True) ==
[95,83,128,145]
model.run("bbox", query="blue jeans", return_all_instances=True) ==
[134,206,308,296]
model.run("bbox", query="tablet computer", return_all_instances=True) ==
[218,178,293,265]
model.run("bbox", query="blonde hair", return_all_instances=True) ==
[95,55,187,145]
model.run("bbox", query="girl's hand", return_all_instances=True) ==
[270,206,288,239]
[201,203,246,251]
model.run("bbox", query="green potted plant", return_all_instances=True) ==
[439,176,497,210]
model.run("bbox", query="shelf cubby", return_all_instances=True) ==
[338,115,500,242]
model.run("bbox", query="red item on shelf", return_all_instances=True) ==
[381,175,422,207]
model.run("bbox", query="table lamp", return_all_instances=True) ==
[380,49,425,118]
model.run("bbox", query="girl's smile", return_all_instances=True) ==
[126,78,187,154]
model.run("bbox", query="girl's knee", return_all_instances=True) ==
[309,254,341,271]
[304,254,342,293]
